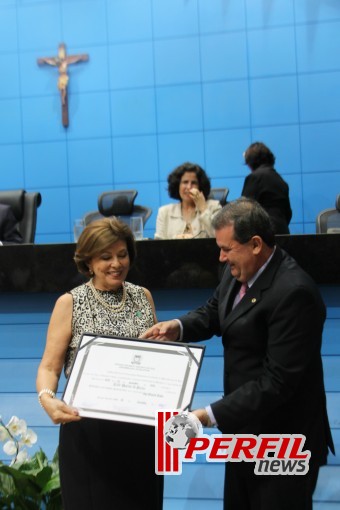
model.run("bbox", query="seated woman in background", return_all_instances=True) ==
[242,142,292,234]
[155,162,221,239]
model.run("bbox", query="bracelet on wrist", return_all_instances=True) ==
[38,388,56,409]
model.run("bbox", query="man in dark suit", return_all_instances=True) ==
[0,203,23,244]
[142,198,334,510]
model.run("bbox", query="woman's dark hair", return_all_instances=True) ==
[244,142,275,171]
[212,197,275,247]
[74,217,136,276]
[167,162,211,200]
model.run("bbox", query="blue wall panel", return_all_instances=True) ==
[299,72,340,124]
[24,142,68,188]
[113,135,159,183]
[152,0,199,38]
[109,41,154,89]
[68,139,113,186]
[296,21,340,73]
[200,32,248,82]
[155,38,201,86]
[17,3,62,51]
[245,0,295,28]
[0,54,20,98]
[61,0,108,47]
[204,128,250,179]
[68,91,112,139]
[107,0,153,43]
[1,0,340,241]
[250,76,299,126]
[203,81,250,130]
[157,85,203,133]
[294,0,340,23]
[300,123,340,173]
[247,26,297,77]
[0,145,24,188]
[158,132,205,177]
[0,6,18,51]
[111,88,157,136]
[198,0,246,33]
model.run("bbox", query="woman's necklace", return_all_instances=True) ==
[184,222,193,234]
[182,205,196,233]
[88,278,127,313]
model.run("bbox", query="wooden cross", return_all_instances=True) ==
[37,43,89,127]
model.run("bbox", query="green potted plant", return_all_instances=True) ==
[0,415,62,509]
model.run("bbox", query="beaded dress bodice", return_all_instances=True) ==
[65,281,154,377]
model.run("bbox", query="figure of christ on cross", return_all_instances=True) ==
[37,43,89,127]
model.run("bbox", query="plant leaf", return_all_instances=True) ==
[0,469,16,496]
[0,447,61,508]
[0,464,42,501]
[42,472,61,494]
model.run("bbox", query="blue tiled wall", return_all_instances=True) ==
[0,0,339,241]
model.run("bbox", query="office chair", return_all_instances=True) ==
[83,190,152,227]
[208,187,229,206]
[316,194,340,233]
[83,210,103,226]
[0,189,42,243]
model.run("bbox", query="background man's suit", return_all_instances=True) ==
[179,246,334,468]
[0,204,23,244]
[241,164,292,234]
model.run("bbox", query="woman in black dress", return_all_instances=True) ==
[36,217,163,510]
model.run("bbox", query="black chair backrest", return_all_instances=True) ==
[208,187,229,206]
[316,194,340,233]
[98,190,138,216]
[0,189,42,243]
[84,190,152,227]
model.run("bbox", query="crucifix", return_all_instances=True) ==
[37,43,89,127]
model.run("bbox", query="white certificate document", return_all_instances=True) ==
[62,333,205,426]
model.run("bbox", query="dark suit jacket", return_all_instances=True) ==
[179,247,334,468]
[0,204,23,244]
[242,164,292,234]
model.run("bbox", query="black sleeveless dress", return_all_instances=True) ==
[59,282,163,510]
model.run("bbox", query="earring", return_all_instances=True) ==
[89,269,94,276]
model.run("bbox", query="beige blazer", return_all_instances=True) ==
[154,200,221,240]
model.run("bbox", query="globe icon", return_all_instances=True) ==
[164,412,202,450]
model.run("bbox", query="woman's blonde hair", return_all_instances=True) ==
[74,217,136,276]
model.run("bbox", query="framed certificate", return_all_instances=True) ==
[62,333,205,426]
